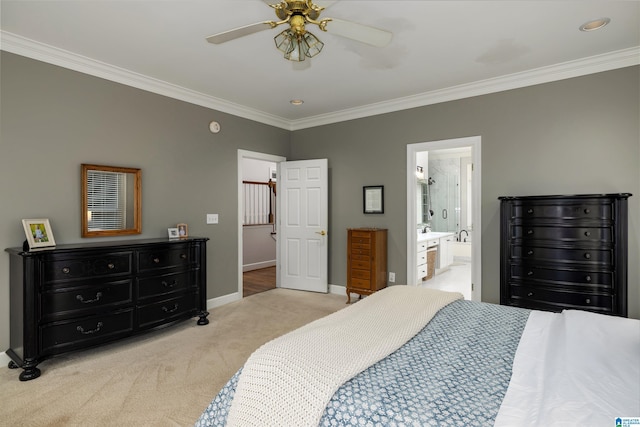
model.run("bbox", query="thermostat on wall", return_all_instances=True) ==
[209,121,221,133]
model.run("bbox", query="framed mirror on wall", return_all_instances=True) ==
[81,164,141,237]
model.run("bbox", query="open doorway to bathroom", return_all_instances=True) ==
[406,136,481,301]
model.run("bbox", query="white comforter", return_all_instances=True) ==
[495,309,640,426]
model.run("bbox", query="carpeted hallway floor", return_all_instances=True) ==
[0,289,346,426]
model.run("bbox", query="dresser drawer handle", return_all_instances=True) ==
[527,250,534,256]
[162,304,179,313]
[108,263,115,269]
[585,298,591,304]
[527,292,534,297]
[62,267,70,274]
[584,253,591,259]
[76,292,103,304]
[77,322,103,335]
[585,275,592,282]
[526,229,534,235]
[162,280,178,288]
[584,208,591,214]
[584,231,591,237]
[527,271,534,276]
[180,254,187,260]
[153,257,161,264]
[527,208,534,214]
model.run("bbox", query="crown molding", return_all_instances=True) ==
[2,31,638,132]
[289,46,640,130]
[0,31,292,130]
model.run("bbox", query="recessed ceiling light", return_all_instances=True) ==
[290,99,304,106]
[579,17,611,32]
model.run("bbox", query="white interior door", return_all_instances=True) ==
[277,159,328,293]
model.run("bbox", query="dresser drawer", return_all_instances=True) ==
[350,278,373,290]
[138,292,198,329]
[512,245,612,265]
[510,226,612,242]
[137,271,195,300]
[511,203,612,220]
[41,309,134,355]
[350,259,370,270]
[510,265,613,289]
[351,269,371,280]
[41,280,132,319]
[137,246,192,272]
[351,246,371,256]
[418,242,428,252]
[44,252,132,284]
[509,284,613,313]
[351,231,372,240]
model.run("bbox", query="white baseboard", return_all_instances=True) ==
[242,261,276,272]
[1,351,10,368]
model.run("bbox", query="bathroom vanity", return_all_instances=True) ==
[416,231,455,284]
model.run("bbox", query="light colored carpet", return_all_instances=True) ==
[0,289,347,426]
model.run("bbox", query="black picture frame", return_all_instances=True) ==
[363,186,384,214]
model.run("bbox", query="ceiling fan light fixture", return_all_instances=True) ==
[274,28,324,62]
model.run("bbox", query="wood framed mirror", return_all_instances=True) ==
[81,164,141,237]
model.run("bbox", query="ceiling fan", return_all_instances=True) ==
[206,0,393,62]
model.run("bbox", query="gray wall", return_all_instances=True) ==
[1,52,638,359]
[0,52,290,353]
[290,66,640,319]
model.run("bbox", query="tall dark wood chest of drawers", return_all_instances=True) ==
[499,194,631,316]
[5,237,209,381]
[347,228,387,303]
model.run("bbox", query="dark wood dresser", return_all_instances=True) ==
[5,237,209,381]
[346,228,387,303]
[499,194,630,316]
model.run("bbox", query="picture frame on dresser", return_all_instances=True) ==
[177,223,188,238]
[168,227,179,239]
[363,186,384,214]
[22,218,56,249]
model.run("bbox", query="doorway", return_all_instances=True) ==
[238,150,286,298]
[406,136,481,301]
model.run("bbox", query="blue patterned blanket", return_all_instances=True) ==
[195,299,530,427]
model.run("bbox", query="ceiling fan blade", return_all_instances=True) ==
[324,17,392,47]
[206,21,273,44]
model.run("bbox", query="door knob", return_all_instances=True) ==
[315,230,327,236]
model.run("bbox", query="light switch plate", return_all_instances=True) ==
[206,214,218,224]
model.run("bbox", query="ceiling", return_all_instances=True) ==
[1,1,639,130]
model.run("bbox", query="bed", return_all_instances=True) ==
[195,286,640,427]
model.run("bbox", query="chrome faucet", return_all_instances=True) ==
[458,229,469,242]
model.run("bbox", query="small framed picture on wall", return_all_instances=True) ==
[177,223,188,238]
[363,186,384,214]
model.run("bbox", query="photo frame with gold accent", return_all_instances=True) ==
[177,223,188,238]
[22,218,56,249]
